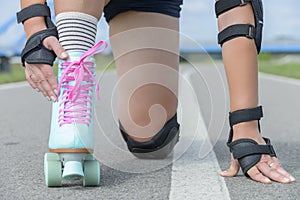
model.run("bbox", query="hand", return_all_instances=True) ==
[220,154,296,184]
[25,36,68,101]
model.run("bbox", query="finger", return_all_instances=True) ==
[220,154,240,177]
[25,67,39,91]
[30,65,56,101]
[43,36,68,60]
[39,65,58,96]
[271,157,296,182]
[247,166,272,184]
[25,64,45,93]
[38,83,51,101]
[257,162,291,184]
[39,79,57,102]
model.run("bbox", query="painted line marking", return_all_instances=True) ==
[169,67,230,200]
[259,73,300,86]
[0,81,28,91]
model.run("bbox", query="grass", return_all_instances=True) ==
[259,62,300,79]
[0,55,116,85]
[0,54,299,85]
[258,53,300,79]
[0,63,25,84]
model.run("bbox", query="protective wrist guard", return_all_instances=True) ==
[17,3,58,66]
[215,0,264,54]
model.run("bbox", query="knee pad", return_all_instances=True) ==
[215,0,263,53]
[119,113,180,159]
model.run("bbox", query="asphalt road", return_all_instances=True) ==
[0,63,299,200]
[188,63,300,200]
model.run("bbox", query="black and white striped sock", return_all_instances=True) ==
[56,12,98,52]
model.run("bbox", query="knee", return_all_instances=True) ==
[120,84,178,126]
[118,84,178,138]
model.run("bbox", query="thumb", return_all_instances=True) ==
[220,154,240,177]
[43,36,68,60]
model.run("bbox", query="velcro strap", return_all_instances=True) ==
[17,4,51,24]
[215,0,251,17]
[229,137,277,176]
[262,137,276,157]
[21,27,58,66]
[218,24,256,46]
[232,144,276,159]
[229,106,263,127]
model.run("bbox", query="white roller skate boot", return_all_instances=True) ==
[44,41,107,187]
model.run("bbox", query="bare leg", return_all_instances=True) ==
[54,0,109,19]
[109,12,179,142]
[217,1,295,183]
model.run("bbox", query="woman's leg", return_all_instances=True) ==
[216,1,295,183]
[54,0,109,51]
[43,0,110,187]
[109,12,179,142]
[54,0,108,20]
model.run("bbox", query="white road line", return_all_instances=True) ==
[259,73,300,86]
[169,68,230,200]
[0,81,28,91]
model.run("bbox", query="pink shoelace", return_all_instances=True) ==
[57,41,108,126]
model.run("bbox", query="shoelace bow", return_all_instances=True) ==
[57,41,108,126]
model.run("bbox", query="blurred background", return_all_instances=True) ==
[0,0,299,82]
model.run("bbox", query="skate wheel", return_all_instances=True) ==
[45,152,60,161]
[84,154,94,161]
[83,160,100,186]
[44,153,62,187]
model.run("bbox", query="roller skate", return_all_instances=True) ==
[44,41,107,187]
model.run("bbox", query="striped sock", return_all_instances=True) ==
[56,12,98,52]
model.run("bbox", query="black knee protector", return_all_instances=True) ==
[215,0,263,53]
[119,113,180,159]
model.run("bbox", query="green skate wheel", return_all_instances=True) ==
[83,160,100,186]
[84,154,94,161]
[44,153,62,187]
[45,152,60,161]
